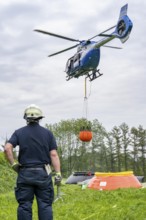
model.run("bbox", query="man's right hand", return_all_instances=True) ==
[12,161,21,173]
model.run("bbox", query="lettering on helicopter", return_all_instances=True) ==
[34,4,133,82]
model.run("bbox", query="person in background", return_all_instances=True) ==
[4,104,62,220]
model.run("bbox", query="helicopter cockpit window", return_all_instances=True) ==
[66,58,73,72]
[65,60,70,72]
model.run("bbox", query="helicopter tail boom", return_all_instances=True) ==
[95,4,133,48]
[113,4,133,43]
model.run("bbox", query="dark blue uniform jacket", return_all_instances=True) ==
[8,123,57,167]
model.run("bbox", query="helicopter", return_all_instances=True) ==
[34,4,133,81]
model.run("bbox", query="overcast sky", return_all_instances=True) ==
[0,0,145,143]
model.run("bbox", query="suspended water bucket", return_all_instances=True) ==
[79,129,92,142]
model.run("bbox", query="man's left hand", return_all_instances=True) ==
[54,172,62,185]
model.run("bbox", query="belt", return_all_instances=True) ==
[20,164,51,175]
[22,167,44,170]
[20,165,45,170]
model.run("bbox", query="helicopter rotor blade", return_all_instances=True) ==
[48,44,80,57]
[103,45,122,49]
[34,29,80,42]
[89,25,116,40]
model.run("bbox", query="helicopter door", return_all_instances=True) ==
[73,53,81,69]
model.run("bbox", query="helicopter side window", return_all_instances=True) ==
[74,55,78,62]
[74,53,80,62]
[77,46,81,52]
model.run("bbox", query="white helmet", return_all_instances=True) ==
[24,104,44,122]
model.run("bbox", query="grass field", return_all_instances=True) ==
[1,182,146,220]
[1,153,146,220]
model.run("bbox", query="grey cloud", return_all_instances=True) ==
[0,0,146,140]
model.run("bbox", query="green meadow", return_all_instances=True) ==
[1,152,146,220]
[1,182,146,220]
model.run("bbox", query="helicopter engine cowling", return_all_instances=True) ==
[114,15,133,43]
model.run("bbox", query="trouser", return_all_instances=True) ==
[15,167,54,220]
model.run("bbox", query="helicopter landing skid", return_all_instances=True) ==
[66,75,74,81]
[87,69,103,81]
[66,69,103,81]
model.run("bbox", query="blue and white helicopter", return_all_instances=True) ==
[35,4,133,81]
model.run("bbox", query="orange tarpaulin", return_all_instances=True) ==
[88,171,142,190]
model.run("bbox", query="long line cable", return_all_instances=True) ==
[82,77,91,120]
[87,80,92,98]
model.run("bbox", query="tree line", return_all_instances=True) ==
[1,118,145,179]
[46,118,146,179]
